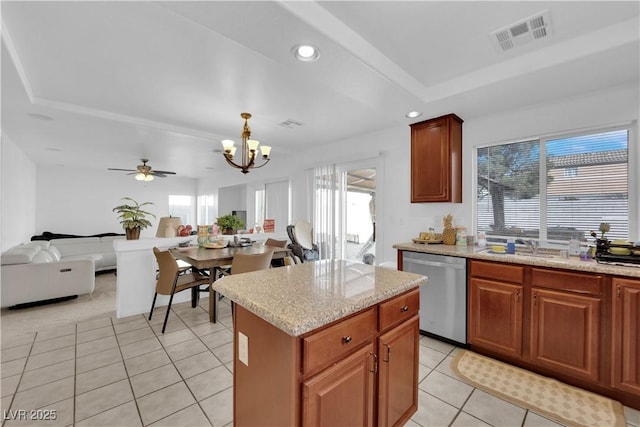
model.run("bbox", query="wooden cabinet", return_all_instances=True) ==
[234,288,420,426]
[303,343,375,427]
[530,288,601,382]
[611,277,640,396]
[410,113,463,203]
[469,278,523,357]
[529,268,603,382]
[469,261,604,381]
[466,260,640,409]
[468,261,524,357]
[377,317,419,427]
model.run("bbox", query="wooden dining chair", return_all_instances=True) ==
[227,248,275,275]
[150,247,210,333]
[264,238,290,267]
[217,248,275,319]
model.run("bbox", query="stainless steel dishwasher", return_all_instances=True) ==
[402,251,467,346]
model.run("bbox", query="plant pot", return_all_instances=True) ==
[223,228,235,235]
[126,227,141,240]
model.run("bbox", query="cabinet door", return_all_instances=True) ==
[410,114,462,203]
[530,288,601,382]
[612,278,640,395]
[378,316,419,427]
[468,278,523,357]
[302,343,375,427]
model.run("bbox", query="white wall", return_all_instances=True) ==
[218,184,246,218]
[1,134,37,250]
[36,166,198,239]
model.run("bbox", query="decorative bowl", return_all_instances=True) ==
[609,247,631,256]
[203,239,228,249]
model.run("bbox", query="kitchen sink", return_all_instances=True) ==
[515,252,558,259]
[515,252,572,263]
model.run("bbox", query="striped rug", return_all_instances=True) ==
[451,350,626,427]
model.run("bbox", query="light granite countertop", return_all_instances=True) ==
[211,259,427,337]
[393,242,640,278]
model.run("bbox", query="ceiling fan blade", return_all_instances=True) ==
[152,173,168,178]
[108,168,137,172]
[151,170,176,175]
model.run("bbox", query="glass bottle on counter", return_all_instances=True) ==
[477,232,487,248]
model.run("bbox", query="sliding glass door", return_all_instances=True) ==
[312,161,377,263]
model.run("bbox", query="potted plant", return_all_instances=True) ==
[217,213,245,235]
[113,197,156,240]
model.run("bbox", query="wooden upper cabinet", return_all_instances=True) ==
[410,113,463,203]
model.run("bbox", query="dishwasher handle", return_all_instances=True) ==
[403,257,466,270]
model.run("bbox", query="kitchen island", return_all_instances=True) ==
[212,259,427,426]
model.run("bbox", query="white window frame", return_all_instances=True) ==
[473,122,637,244]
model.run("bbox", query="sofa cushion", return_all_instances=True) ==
[32,251,54,263]
[1,246,41,265]
[101,252,117,268]
[45,246,62,261]
[63,253,104,268]
[27,241,51,249]
[53,238,102,257]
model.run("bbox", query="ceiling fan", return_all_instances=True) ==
[108,159,176,181]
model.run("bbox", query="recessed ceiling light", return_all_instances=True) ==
[405,111,422,119]
[27,113,53,121]
[292,44,320,62]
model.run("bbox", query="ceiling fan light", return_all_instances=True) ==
[135,173,146,181]
[144,174,154,182]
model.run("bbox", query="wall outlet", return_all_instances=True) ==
[238,332,249,366]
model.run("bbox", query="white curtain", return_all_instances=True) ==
[312,164,343,260]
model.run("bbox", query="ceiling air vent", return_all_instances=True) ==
[278,119,304,129]
[490,10,552,52]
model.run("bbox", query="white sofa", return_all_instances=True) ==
[0,236,123,308]
[49,236,123,272]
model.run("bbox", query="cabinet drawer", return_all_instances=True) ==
[470,260,524,284]
[379,288,420,332]
[531,268,603,296]
[302,308,377,376]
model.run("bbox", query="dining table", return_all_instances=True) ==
[170,244,291,323]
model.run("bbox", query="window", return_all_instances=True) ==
[476,127,630,243]
[169,195,194,226]
[252,181,289,232]
[254,189,265,230]
[197,194,216,225]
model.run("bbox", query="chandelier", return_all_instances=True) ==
[221,113,271,174]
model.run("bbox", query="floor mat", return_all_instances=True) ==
[451,350,626,427]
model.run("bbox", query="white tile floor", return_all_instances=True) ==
[2,297,639,427]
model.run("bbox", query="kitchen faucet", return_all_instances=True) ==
[516,238,539,255]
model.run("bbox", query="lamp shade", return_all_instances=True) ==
[156,217,182,238]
